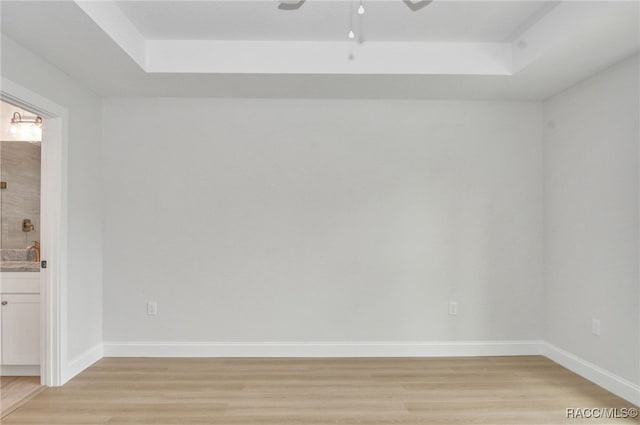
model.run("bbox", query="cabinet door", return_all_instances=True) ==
[1,294,40,365]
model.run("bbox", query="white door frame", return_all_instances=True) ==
[1,77,67,387]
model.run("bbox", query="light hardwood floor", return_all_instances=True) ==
[1,376,44,419]
[2,356,638,424]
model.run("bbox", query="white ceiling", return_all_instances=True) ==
[0,1,638,100]
[115,1,552,42]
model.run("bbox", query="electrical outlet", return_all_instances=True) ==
[147,301,158,316]
[591,318,601,336]
[448,301,458,316]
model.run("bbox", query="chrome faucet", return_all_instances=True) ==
[26,241,40,263]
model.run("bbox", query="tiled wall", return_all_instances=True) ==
[0,141,41,249]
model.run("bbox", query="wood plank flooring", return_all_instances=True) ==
[1,376,44,419]
[2,356,638,424]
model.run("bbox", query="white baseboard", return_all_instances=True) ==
[103,340,543,358]
[64,342,103,383]
[1,365,40,376]
[541,342,640,406]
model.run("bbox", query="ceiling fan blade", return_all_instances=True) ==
[278,0,306,10]
[403,0,433,12]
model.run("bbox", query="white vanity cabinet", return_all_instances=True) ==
[1,293,40,365]
[0,272,40,375]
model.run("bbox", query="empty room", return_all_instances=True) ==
[0,0,638,423]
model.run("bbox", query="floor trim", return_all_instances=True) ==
[0,381,46,419]
[541,342,640,406]
[65,342,103,382]
[103,340,543,358]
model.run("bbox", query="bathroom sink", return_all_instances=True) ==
[0,249,40,272]
[0,261,40,272]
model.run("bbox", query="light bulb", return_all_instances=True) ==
[358,4,365,15]
[9,124,17,135]
[19,125,31,140]
[348,29,355,39]
[31,126,42,140]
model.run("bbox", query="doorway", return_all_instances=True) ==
[0,77,66,393]
[0,100,44,416]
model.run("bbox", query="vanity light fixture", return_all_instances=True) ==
[9,112,42,140]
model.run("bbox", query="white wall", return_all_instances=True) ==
[544,55,639,385]
[102,98,544,344]
[1,36,104,367]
